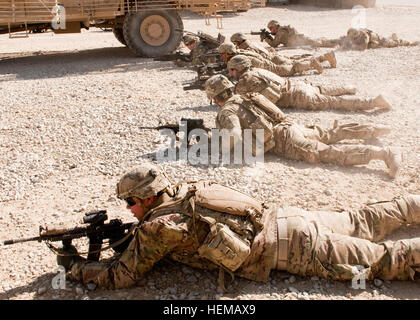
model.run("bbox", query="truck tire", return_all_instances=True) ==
[113,27,127,46]
[123,10,183,57]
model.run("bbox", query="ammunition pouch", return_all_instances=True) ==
[249,93,285,123]
[198,222,251,272]
[261,86,281,104]
[249,115,275,153]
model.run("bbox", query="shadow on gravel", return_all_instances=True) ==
[139,147,392,181]
[0,273,54,300]
[263,153,393,181]
[179,104,218,113]
[0,47,182,81]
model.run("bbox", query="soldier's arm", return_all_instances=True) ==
[70,214,187,289]
[264,33,283,48]
[214,109,243,154]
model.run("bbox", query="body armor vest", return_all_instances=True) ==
[243,68,289,104]
[146,181,266,272]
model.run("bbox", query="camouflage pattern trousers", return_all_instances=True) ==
[272,122,389,166]
[277,195,420,281]
[286,34,339,48]
[276,80,378,111]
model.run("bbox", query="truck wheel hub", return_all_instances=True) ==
[140,15,170,46]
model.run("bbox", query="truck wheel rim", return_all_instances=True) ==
[139,15,170,46]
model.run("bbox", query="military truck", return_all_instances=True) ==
[0,0,250,57]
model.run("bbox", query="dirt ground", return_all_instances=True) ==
[0,1,419,300]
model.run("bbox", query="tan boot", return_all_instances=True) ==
[324,51,337,68]
[384,148,401,178]
[373,95,392,110]
[310,58,323,74]
[372,125,391,138]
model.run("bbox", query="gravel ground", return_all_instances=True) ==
[0,1,419,300]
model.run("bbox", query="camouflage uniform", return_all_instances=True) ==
[282,195,420,281]
[70,179,277,288]
[264,24,338,48]
[342,28,419,51]
[219,43,324,77]
[229,58,391,112]
[231,33,336,68]
[214,92,397,175]
[189,32,222,66]
[69,166,420,287]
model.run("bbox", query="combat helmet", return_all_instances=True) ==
[227,55,252,73]
[116,163,171,200]
[267,20,280,29]
[218,43,237,55]
[230,33,247,44]
[347,28,359,37]
[183,34,199,46]
[205,74,235,100]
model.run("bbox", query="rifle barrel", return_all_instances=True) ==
[4,236,40,245]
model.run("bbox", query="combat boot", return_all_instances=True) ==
[310,58,323,74]
[323,51,337,68]
[405,195,420,223]
[373,95,392,110]
[370,125,392,139]
[384,147,401,178]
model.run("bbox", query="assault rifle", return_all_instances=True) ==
[193,62,227,75]
[250,28,274,42]
[154,51,192,62]
[3,210,135,261]
[185,62,228,91]
[182,74,215,91]
[180,29,225,48]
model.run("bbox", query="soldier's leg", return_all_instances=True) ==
[283,215,420,281]
[279,82,391,111]
[297,195,420,241]
[273,124,401,177]
[329,95,392,111]
[289,35,334,48]
[272,64,294,77]
[304,122,391,144]
[271,54,293,65]
[284,215,385,280]
[314,51,337,68]
[380,38,399,48]
[318,144,401,178]
[317,84,356,96]
[290,58,323,74]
